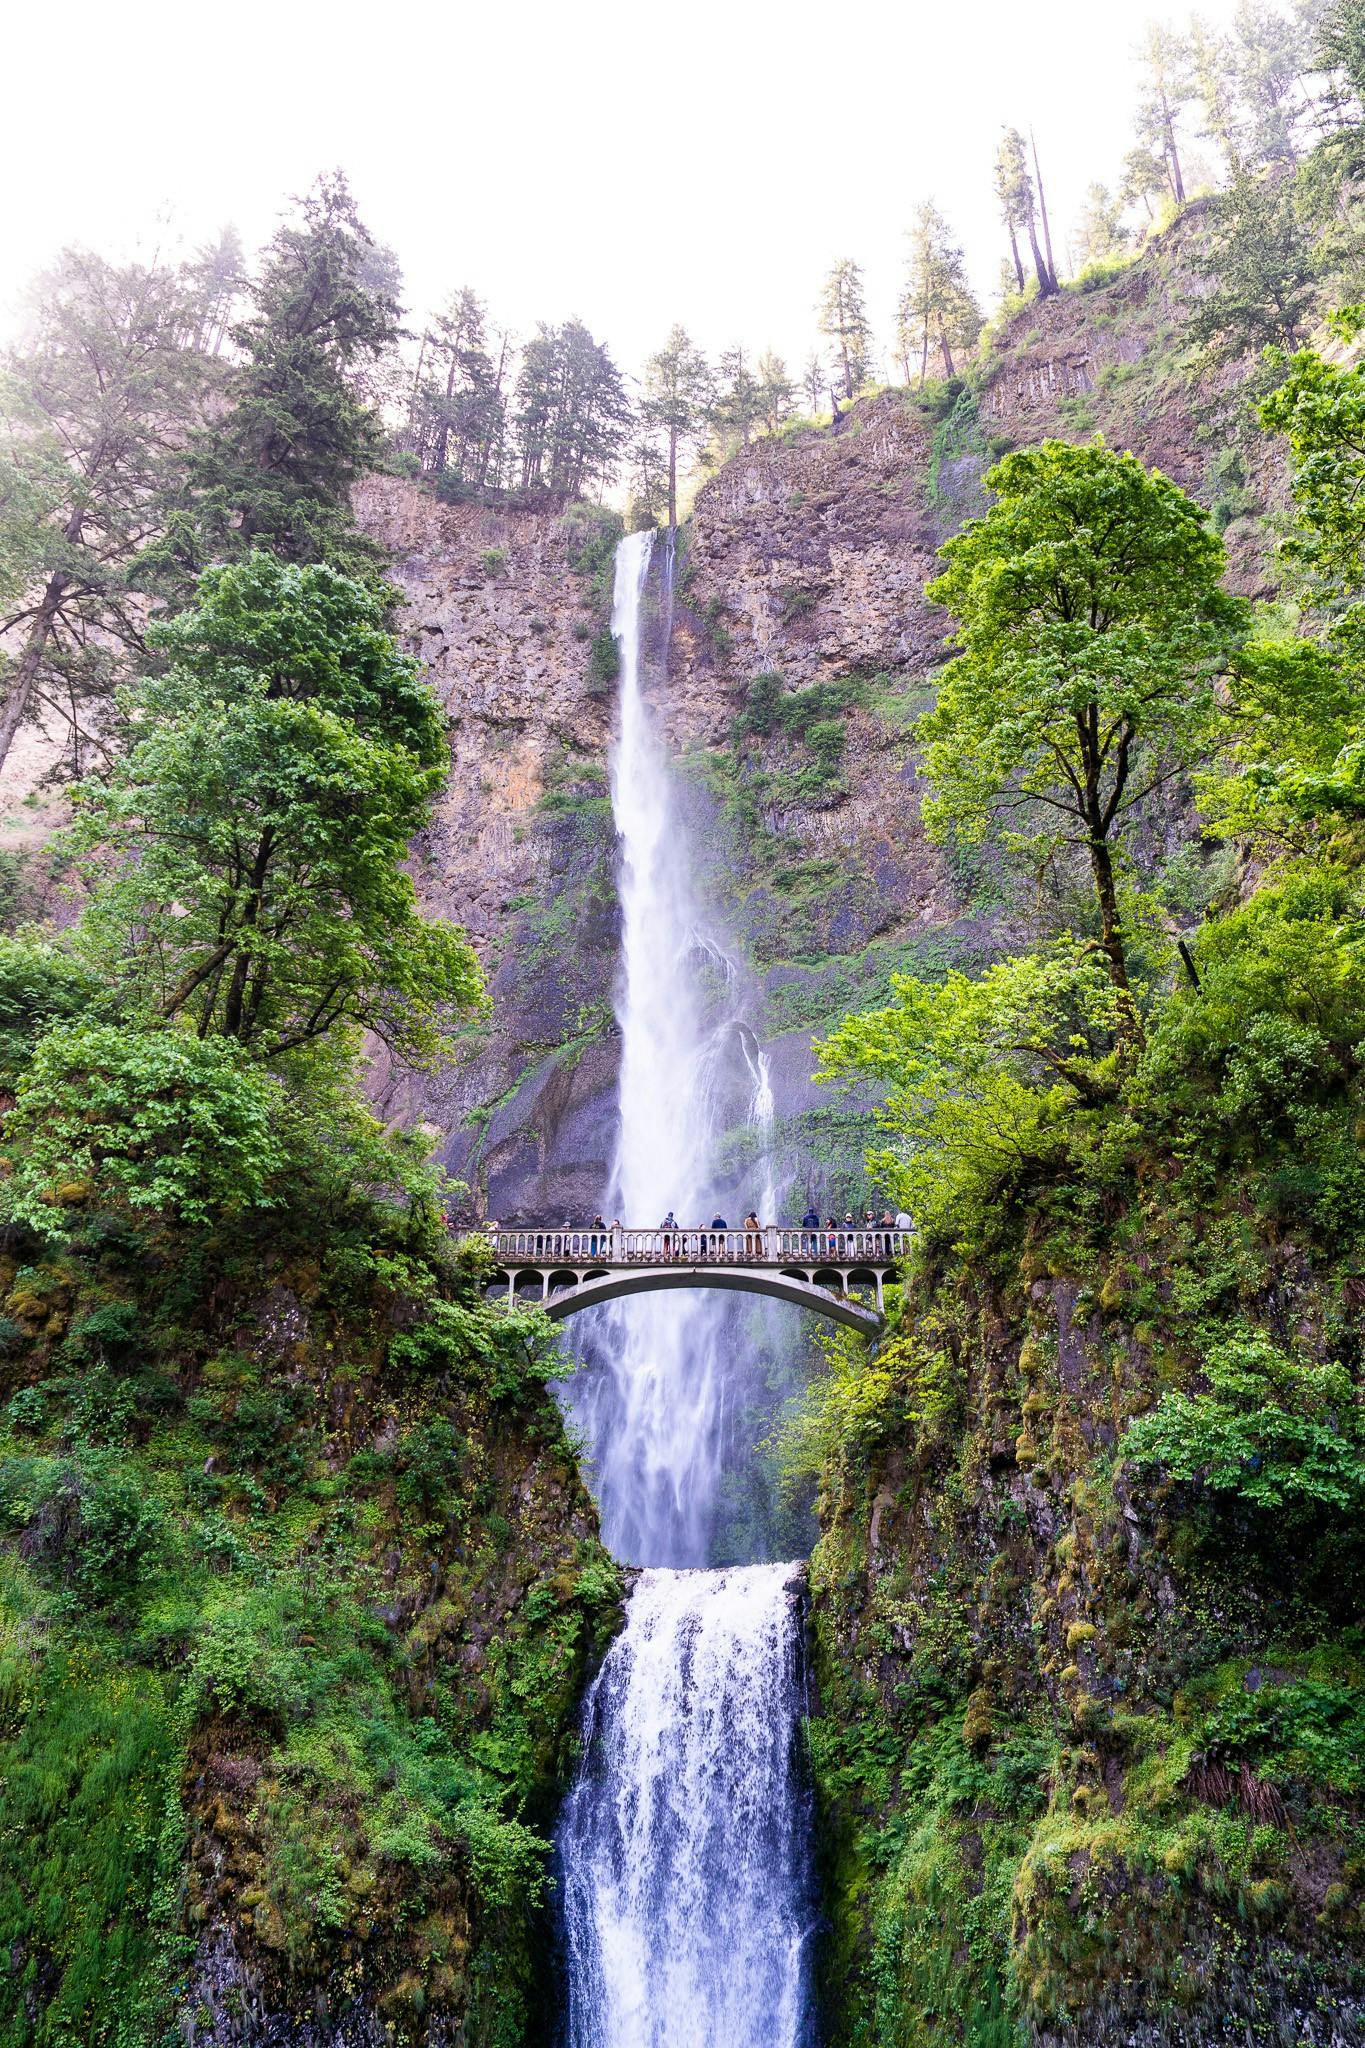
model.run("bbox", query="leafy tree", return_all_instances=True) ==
[0,250,212,778]
[922,441,1247,1027]
[994,129,1056,298]
[1260,306,1365,594]
[1229,0,1317,165]
[68,553,483,1065]
[1135,22,1193,203]
[183,172,401,576]
[897,204,982,383]
[0,937,104,1094]
[817,260,873,402]
[1073,182,1129,270]
[815,942,1129,1242]
[2,1026,286,1236]
[1189,164,1317,359]
[801,352,825,416]
[640,324,711,527]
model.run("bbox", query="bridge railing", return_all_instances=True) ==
[466,1226,909,1266]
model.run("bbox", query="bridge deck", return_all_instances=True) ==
[471,1226,908,1268]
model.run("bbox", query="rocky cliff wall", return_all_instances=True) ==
[364,209,1281,1226]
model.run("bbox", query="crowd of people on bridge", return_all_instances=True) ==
[481,1207,912,1262]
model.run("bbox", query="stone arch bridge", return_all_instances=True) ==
[458,1226,910,1337]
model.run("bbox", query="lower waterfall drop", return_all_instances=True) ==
[557,1565,817,2048]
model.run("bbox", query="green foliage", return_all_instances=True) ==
[0,936,103,1091]
[922,440,1247,1006]
[2,1025,286,1235]
[1126,1330,1365,1517]
[180,172,398,576]
[67,553,483,1066]
[817,942,1128,1245]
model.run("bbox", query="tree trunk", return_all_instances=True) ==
[1087,831,1143,1047]
[0,570,69,780]
[1164,96,1186,202]
[1006,223,1025,292]
[940,334,955,378]
[1032,131,1058,288]
[1026,217,1056,298]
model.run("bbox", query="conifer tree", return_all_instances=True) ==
[1135,22,1193,203]
[756,351,795,433]
[995,130,1056,298]
[640,324,711,527]
[1189,163,1318,357]
[1074,183,1130,270]
[897,205,982,383]
[710,347,764,446]
[184,172,401,578]
[817,260,873,402]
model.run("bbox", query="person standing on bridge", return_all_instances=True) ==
[590,1213,606,1255]
[708,1214,727,1259]
[660,1210,678,1259]
[743,1209,761,1257]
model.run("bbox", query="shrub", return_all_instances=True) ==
[2,1025,287,1236]
[1125,1329,1365,1521]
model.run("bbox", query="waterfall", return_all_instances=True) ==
[555,533,816,2048]
[559,528,783,1569]
[556,1564,817,2048]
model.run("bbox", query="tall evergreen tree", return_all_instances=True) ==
[756,351,796,433]
[710,347,764,446]
[1074,182,1130,270]
[995,130,1056,298]
[640,325,711,527]
[817,260,873,402]
[512,320,629,499]
[184,172,401,577]
[897,205,982,383]
[1189,163,1318,357]
[1136,23,1193,203]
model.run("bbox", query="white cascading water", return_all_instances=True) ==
[557,1564,817,2048]
[560,528,779,1568]
[555,533,816,2048]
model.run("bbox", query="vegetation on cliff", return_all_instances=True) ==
[797,312,1365,2043]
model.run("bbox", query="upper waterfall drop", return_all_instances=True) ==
[558,528,790,1569]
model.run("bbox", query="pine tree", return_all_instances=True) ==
[756,351,795,433]
[1136,23,1193,203]
[1074,183,1130,271]
[185,172,400,577]
[995,130,1056,298]
[640,325,711,528]
[710,347,764,446]
[817,260,873,402]
[1189,163,1318,357]
[801,353,825,416]
[898,205,982,384]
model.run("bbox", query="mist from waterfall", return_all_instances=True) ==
[559,528,781,1568]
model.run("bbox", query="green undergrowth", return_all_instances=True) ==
[0,1196,619,2046]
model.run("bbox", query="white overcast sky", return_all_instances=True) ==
[2,0,1253,382]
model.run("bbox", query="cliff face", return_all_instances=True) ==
[805,1204,1365,2047]
[365,211,1282,1225]
[0,1210,620,2048]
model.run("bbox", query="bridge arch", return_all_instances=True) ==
[536,1265,883,1336]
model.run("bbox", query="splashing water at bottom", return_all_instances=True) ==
[556,1563,818,2048]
